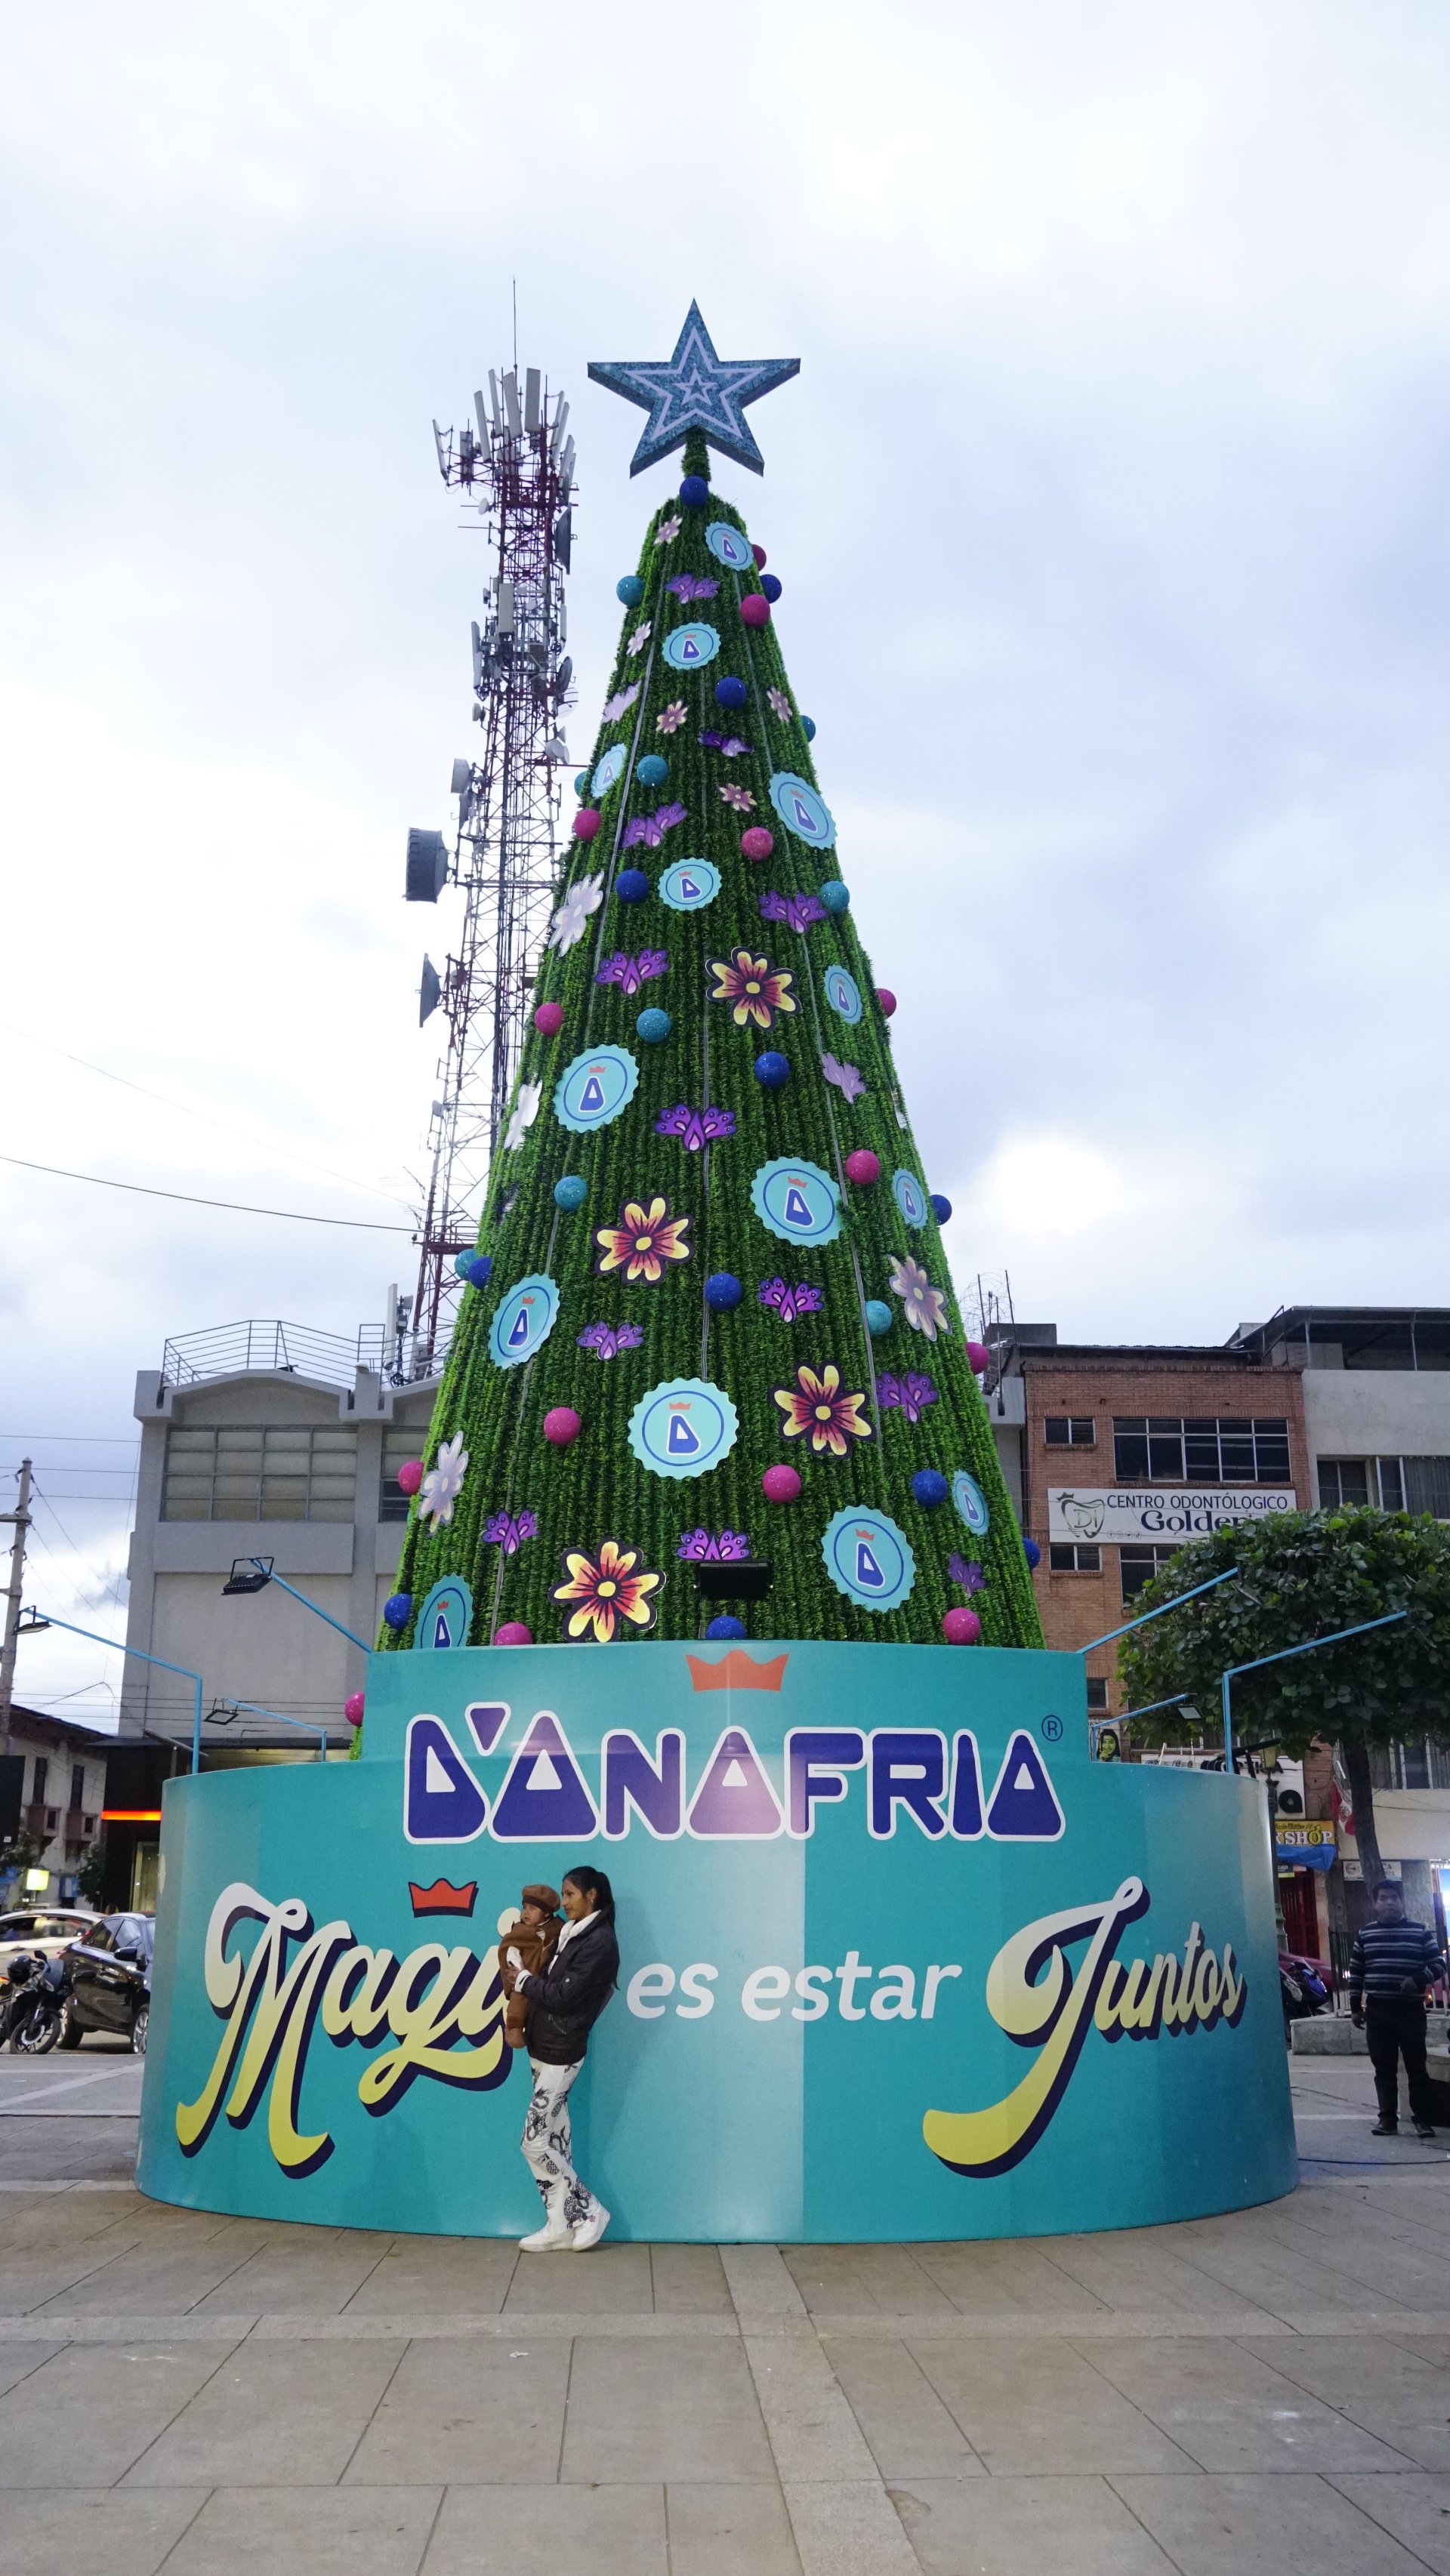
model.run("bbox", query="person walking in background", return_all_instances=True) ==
[502,1865,619,2252]
[1350,1878,1445,2140]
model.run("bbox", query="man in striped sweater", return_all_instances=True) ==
[1350,1879,1445,2139]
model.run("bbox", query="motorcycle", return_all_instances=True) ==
[2,1950,72,2054]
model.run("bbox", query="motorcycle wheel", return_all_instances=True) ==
[131,2007,149,2057]
[10,2007,60,2054]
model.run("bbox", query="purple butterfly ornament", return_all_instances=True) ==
[655,1102,736,1153]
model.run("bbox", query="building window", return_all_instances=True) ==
[380,1427,423,1523]
[1112,1417,1291,1484]
[1119,1544,1182,1602]
[1378,1458,1406,1510]
[1318,1457,1369,1508]
[1049,1543,1101,1573]
[1404,1457,1450,1519]
[1317,1456,1448,1515]
[31,1758,48,1807]
[69,1764,85,1813]
[1044,1417,1096,1447]
[162,1426,359,1522]
[1086,1678,1109,1711]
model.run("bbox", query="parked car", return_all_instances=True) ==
[61,1913,154,2054]
[0,1909,98,1977]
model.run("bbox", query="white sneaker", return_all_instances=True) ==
[570,2205,610,2251]
[519,2222,573,2252]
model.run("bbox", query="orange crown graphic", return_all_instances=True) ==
[408,1878,479,1917]
[686,1650,789,1694]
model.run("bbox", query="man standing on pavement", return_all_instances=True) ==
[1350,1878,1445,2140]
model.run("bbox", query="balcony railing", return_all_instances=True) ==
[159,1320,390,1394]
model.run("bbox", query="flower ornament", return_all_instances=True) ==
[758,1277,824,1323]
[888,1253,952,1342]
[594,1194,692,1283]
[708,948,797,1032]
[657,701,688,734]
[552,1539,663,1644]
[419,1434,469,1527]
[760,889,826,935]
[622,801,686,849]
[949,1553,987,1594]
[773,1363,872,1458]
[699,730,753,757]
[677,1527,752,1562]
[655,1101,736,1152]
[482,1507,538,1555]
[878,1370,939,1424]
[717,781,755,813]
[667,572,718,602]
[654,514,683,547]
[548,873,604,955]
[767,686,793,722]
[602,683,640,723]
[625,621,652,658]
[577,1320,645,1360]
[504,1080,542,1151]
[821,1052,867,1104]
[596,949,669,997]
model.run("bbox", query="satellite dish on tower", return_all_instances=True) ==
[449,759,471,797]
[419,957,442,1027]
[405,829,448,904]
[553,507,572,572]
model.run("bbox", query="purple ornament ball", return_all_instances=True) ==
[942,1607,982,1645]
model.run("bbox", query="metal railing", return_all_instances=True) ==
[159,1320,389,1393]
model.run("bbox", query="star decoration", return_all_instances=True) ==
[588,300,800,478]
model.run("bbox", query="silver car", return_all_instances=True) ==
[0,1909,100,1975]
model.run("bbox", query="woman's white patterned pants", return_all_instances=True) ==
[521,2058,604,2232]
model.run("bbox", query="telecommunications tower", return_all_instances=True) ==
[403,362,576,1377]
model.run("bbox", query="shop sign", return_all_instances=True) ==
[1048,1487,1298,1544]
[1274,1819,1336,1873]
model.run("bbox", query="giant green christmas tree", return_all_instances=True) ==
[381,310,1044,1656]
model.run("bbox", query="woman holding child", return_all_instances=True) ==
[498,1865,619,2252]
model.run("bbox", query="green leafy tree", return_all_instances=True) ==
[381,435,1042,1652]
[1119,1508,1450,1884]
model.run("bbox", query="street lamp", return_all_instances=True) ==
[220,1558,369,1653]
[17,1608,206,1775]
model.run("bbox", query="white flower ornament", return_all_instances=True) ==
[547,872,603,956]
[504,1080,541,1151]
[419,1434,468,1528]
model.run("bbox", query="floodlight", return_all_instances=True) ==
[524,367,541,434]
[419,956,442,1027]
[222,1558,273,1597]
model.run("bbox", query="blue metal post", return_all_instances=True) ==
[249,1561,370,1653]
[21,1610,205,1773]
[1220,1608,1408,1770]
[1080,1567,1239,1658]
[221,1698,330,1762]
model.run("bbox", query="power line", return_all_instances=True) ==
[0,1154,415,1233]
[0,1434,140,1445]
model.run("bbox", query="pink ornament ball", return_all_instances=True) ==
[762,1464,801,1504]
[572,807,601,842]
[534,1000,564,1037]
[496,1622,534,1645]
[967,1340,990,1375]
[741,826,774,862]
[740,593,770,628]
[942,1607,982,1645]
[876,987,897,1018]
[344,1690,365,1724]
[544,1407,582,1447]
[844,1149,881,1187]
[396,1459,424,1496]
[751,543,767,568]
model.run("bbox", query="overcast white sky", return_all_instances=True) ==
[5,1,1450,1717]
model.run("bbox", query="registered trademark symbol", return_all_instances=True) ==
[1040,1713,1063,1742]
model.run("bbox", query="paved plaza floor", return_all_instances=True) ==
[2,2048,1450,2571]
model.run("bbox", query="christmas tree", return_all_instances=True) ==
[381,310,1044,1656]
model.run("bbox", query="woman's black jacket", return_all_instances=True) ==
[520,1914,619,2065]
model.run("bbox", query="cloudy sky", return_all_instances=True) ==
[4,2,1448,1715]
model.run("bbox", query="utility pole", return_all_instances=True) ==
[0,1459,32,1758]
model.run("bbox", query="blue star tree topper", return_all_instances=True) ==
[588,302,799,477]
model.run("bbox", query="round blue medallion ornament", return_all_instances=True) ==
[912,1469,949,1508]
[555,1046,639,1133]
[821,1507,917,1613]
[489,1274,561,1370]
[705,1272,743,1311]
[616,868,650,904]
[417,1576,474,1653]
[760,573,782,602]
[466,1253,493,1288]
[819,880,850,915]
[452,1249,477,1280]
[770,771,836,850]
[893,1169,930,1229]
[706,1614,746,1641]
[930,1193,952,1224]
[637,1007,671,1044]
[705,521,754,571]
[754,1052,790,1089]
[628,1377,739,1481]
[751,1157,842,1248]
[659,857,720,912]
[864,1300,893,1336]
[615,574,644,606]
[663,622,720,672]
[574,772,589,797]
[636,753,668,787]
[1023,1536,1041,1569]
[823,963,862,1025]
[553,1175,588,1212]
[801,716,816,741]
[680,474,710,509]
[382,1591,412,1632]
[714,674,748,710]
[592,742,628,799]
[952,1470,991,1538]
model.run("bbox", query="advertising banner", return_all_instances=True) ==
[137,1641,1296,2243]
[1049,1487,1298,1544]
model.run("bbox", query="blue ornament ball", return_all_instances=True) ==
[819,879,850,915]
[754,1051,791,1089]
[636,753,668,787]
[637,1006,672,1044]
[574,772,590,798]
[912,1469,949,1508]
[801,715,816,742]
[615,574,644,605]
[466,1253,492,1288]
[707,1615,747,1641]
[714,674,748,710]
[864,1299,893,1336]
[705,1272,743,1311]
[1023,1536,1042,1570]
[452,1249,476,1280]
[680,474,710,509]
[554,1175,588,1211]
[929,1193,953,1224]
[760,573,782,602]
[382,1592,412,1632]
[615,867,649,904]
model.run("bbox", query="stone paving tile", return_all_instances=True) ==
[1111,2469,1433,2573]
[342,2240,520,2318]
[1330,2471,1450,2574]
[0,2337,61,2396]
[912,2241,1111,2316]
[1078,2333,1413,2474]
[562,2335,776,2484]
[781,2245,957,2318]
[819,2337,982,2479]
[344,2334,570,2484]
[890,2473,1179,2574]
[421,2479,668,2572]
[744,2333,879,2483]
[120,2337,407,2487]
[1241,2331,1450,2470]
[650,2243,734,2314]
[0,2336,242,2485]
[163,2483,443,2574]
[501,2242,654,2313]
[1041,2233,1285,2322]
[720,2245,807,2315]
[782,2476,921,2575]
[29,2237,267,2316]
[908,2332,1191,2476]
[666,2479,803,2574]
[187,2234,393,2316]
[0,2485,209,2576]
